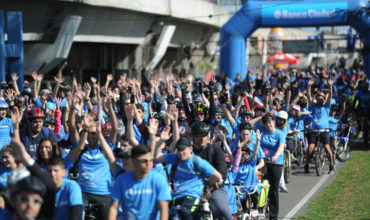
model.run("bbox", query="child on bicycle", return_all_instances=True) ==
[234,128,263,217]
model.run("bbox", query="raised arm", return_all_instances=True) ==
[11,106,24,142]
[31,72,40,99]
[11,73,20,96]
[96,99,117,174]
[125,104,139,146]
[327,78,333,105]
[53,74,64,101]
[221,103,235,127]
[106,89,118,144]
[307,78,315,105]
[167,105,179,153]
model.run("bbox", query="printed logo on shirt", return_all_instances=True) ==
[127,189,153,195]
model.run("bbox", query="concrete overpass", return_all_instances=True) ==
[1,0,231,79]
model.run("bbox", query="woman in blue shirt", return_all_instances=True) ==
[259,114,285,220]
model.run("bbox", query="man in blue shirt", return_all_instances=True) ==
[0,100,13,150]
[305,78,335,174]
[19,107,58,159]
[155,136,222,220]
[47,157,83,220]
[108,144,171,220]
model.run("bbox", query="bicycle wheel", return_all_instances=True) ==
[336,140,349,162]
[315,144,323,176]
[295,141,304,166]
[284,150,291,183]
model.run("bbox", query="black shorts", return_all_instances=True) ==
[307,131,330,145]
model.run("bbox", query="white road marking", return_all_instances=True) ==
[284,174,330,219]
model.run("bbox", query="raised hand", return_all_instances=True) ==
[90,76,97,84]
[11,106,24,125]
[308,78,315,86]
[31,72,37,81]
[5,89,15,102]
[256,129,261,141]
[237,138,248,150]
[167,105,178,122]
[54,74,65,84]
[125,104,135,121]
[36,74,44,82]
[327,78,334,86]
[160,126,172,141]
[148,118,159,136]
[107,73,113,82]
[11,73,19,81]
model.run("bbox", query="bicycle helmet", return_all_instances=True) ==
[240,109,253,118]
[277,111,288,120]
[10,175,47,198]
[254,105,266,112]
[176,101,185,109]
[238,122,253,132]
[194,102,208,113]
[191,121,211,136]
[0,100,9,109]
[214,106,223,114]
[27,107,45,119]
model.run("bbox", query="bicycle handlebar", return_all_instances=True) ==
[224,183,270,195]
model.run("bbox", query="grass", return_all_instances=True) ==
[296,150,370,220]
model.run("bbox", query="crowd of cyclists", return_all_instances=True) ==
[0,61,368,220]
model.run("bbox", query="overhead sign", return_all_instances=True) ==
[262,3,348,26]
[283,40,319,53]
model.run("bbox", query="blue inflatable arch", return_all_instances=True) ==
[220,0,370,80]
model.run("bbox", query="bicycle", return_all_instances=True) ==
[305,128,331,176]
[83,201,104,220]
[170,198,213,220]
[283,149,291,183]
[334,116,354,162]
[286,130,304,166]
[226,182,270,220]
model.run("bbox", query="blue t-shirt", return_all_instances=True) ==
[224,171,237,215]
[164,153,215,199]
[54,179,83,220]
[309,103,331,129]
[0,208,12,219]
[329,115,340,138]
[0,118,13,150]
[0,167,11,189]
[260,127,285,165]
[78,146,112,195]
[234,158,260,196]
[287,116,305,139]
[20,127,58,159]
[110,170,171,220]
[355,90,370,110]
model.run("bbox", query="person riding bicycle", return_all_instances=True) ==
[155,136,222,219]
[190,121,233,220]
[353,80,370,146]
[233,126,263,217]
[108,144,171,220]
[305,78,335,174]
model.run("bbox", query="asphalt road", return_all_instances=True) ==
[277,138,364,220]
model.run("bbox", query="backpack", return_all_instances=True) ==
[166,155,203,191]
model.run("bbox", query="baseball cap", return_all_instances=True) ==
[176,137,192,150]
[292,105,301,112]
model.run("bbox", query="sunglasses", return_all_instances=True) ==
[215,113,222,116]
[19,196,43,205]
[241,114,250,119]
[136,157,154,163]
[196,112,205,116]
